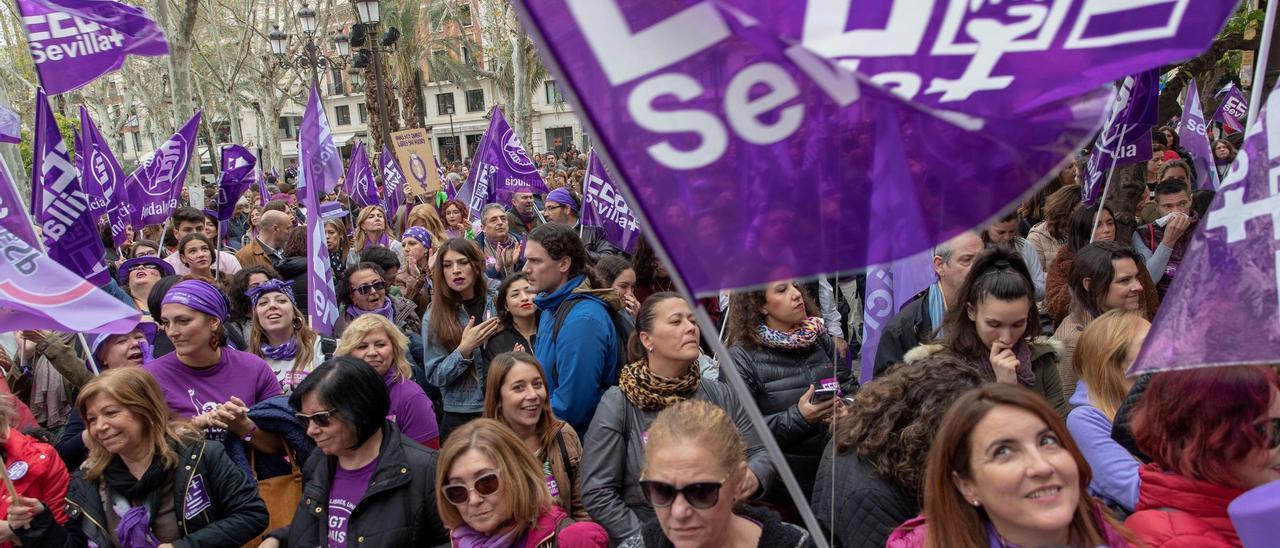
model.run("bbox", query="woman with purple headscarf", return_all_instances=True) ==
[246,279,332,395]
[395,226,435,313]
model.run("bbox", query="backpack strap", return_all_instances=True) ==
[548,299,584,386]
[555,427,574,488]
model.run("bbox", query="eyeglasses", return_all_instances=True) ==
[638,472,731,510]
[1258,417,1280,449]
[128,263,162,275]
[442,473,501,505]
[295,408,339,428]
[352,281,387,295]
[543,204,565,213]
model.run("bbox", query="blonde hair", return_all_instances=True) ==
[248,295,318,377]
[352,205,396,250]
[335,314,413,381]
[406,204,448,244]
[1074,309,1149,421]
[435,418,551,530]
[643,400,746,479]
[76,368,202,481]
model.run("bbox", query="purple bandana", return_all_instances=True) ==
[402,226,432,248]
[115,505,159,548]
[260,338,299,362]
[246,279,296,307]
[161,280,228,322]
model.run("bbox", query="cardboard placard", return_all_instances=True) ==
[389,128,441,195]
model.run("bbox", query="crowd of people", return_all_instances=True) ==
[1,129,1273,548]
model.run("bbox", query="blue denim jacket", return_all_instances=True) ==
[420,281,499,413]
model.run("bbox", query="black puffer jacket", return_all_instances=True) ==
[810,440,919,548]
[267,422,448,547]
[721,336,858,500]
[18,440,268,548]
[274,256,309,313]
[873,288,932,377]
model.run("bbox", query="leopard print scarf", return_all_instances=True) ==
[618,359,700,411]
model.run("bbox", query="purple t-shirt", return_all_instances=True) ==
[328,457,378,548]
[144,347,283,440]
[383,371,439,445]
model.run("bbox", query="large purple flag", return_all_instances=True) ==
[466,106,547,212]
[16,0,168,95]
[379,145,405,223]
[78,107,129,247]
[31,88,108,286]
[0,155,38,247]
[1129,87,1280,376]
[1178,79,1220,190]
[299,86,340,336]
[582,149,640,253]
[860,249,935,381]
[299,86,344,197]
[132,111,200,226]
[344,142,381,209]
[215,144,256,221]
[1212,82,1247,133]
[514,1,1232,296]
[1082,71,1158,207]
[0,105,19,144]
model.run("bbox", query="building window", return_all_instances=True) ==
[466,89,484,112]
[545,80,564,104]
[461,46,473,66]
[335,105,351,126]
[279,116,302,139]
[436,92,455,116]
[465,133,483,159]
[459,4,472,27]
[130,131,141,151]
[331,68,345,96]
[357,103,368,124]
[438,136,461,163]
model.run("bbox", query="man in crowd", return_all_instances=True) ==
[236,210,291,270]
[476,204,526,280]
[1132,178,1195,298]
[543,187,623,263]
[506,189,542,237]
[163,207,242,276]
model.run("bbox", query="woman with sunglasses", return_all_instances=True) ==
[335,262,421,336]
[118,255,174,316]
[1123,366,1280,546]
[436,419,608,547]
[623,399,811,547]
[248,279,331,395]
[260,357,450,547]
[336,314,440,448]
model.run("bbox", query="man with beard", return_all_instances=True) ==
[1132,178,1195,298]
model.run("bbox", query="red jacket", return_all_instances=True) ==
[0,430,69,548]
[1125,464,1243,547]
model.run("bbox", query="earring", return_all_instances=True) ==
[646,346,653,353]
[970,499,980,506]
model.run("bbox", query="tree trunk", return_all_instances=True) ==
[506,7,531,146]
[158,0,202,191]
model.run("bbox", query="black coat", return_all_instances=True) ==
[810,440,919,548]
[268,422,449,547]
[274,257,309,314]
[19,440,268,548]
[625,504,812,547]
[873,288,932,377]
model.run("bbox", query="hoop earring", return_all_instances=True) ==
[292,316,304,331]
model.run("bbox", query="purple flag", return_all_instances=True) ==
[132,111,200,226]
[215,144,256,221]
[344,142,380,209]
[78,107,128,247]
[299,86,344,197]
[0,224,140,333]
[0,105,19,144]
[1129,88,1280,375]
[16,0,168,95]
[379,145,405,223]
[299,86,340,336]
[1212,82,1247,133]
[0,155,38,247]
[1082,71,1158,206]
[1178,79,1220,190]
[582,149,640,253]
[31,88,108,286]
[860,248,936,382]
[256,170,269,207]
[435,155,445,184]
[466,106,547,210]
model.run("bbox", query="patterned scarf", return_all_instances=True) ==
[450,521,523,548]
[260,338,299,361]
[977,340,1037,387]
[329,250,348,281]
[757,316,824,350]
[347,297,395,322]
[618,360,700,411]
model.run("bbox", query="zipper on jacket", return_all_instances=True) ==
[67,499,110,540]
[181,444,207,536]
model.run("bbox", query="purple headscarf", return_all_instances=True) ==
[246,279,296,307]
[546,188,579,212]
[402,226,432,248]
[161,280,229,322]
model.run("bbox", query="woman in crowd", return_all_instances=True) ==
[904,248,1068,415]
[406,203,449,244]
[325,218,350,282]
[1125,366,1280,546]
[261,357,449,547]
[117,254,174,317]
[131,239,160,259]
[225,265,279,350]
[632,240,674,304]
[1213,138,1236,180]
[423,238,500,439]
[1066,309,1149,514]
[246,205,264,244]
[349,205,402,265]
[1025,184,1081,272]
[582,293,775,542]
[144,279,284,452]
[482,351,587,520]
[722,280,857,504]
[336,314,440,448]
[621,400,811,547]
[54,324,155,469]
[811,355,984,548]
[482,273,539,363]
[1052,242,1147,400]
[887,383,1134,547]
[595,255,640,319]
[436,419,608,546]
[248,279,329,394]
[11,367,268,546]
[335,262,421,336]
[0,393,70,544]
[1045,205,1160,325]
[395,226,435,314]
[1018,164,1075,235]
[177,233,225,284]
[442,199,473,239]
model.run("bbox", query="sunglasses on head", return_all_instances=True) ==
[1258,417,1280,450]
[442,473,500,505]
[638,472,730,510]
[352,281,387,295]
[295,408,339,428]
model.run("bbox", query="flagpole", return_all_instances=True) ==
[1091,123,1129,243]
[1248,0,1279,129]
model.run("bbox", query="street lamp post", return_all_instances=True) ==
[352,0,396,152]
[445,103,456,162]
[267,2,348,102]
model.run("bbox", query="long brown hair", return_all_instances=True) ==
[482,352,563,458]
[922,384,1131,548]
[428,238,488,350]
[324,218,351,257]
[723,281,818,347]
[247,292,318,376]
[76,368,202,482]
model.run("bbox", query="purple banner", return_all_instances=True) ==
[1129,88,1280,375]
[0,105,19,144]
[1082,71,1157,207]
[16,0,168,95]
[215,144,256,221]
[582,149,640,253]
[256,170,269,206]
[32,88,107,286]
[299,86,340,336]
[0,155,38,247]
[78,106,128,247]
[132,111,200,226]
[344,141,380,209]
[1212,82,1247,133]
[379,144,405,225]
[1178,79,1220,190]
[465,106,547,212]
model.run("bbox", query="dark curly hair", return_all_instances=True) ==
[723,281,818,348]
[834,356,985,494]
[227,265,281,322]
[527,222,591,282]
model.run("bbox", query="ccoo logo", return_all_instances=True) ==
[501,129,536,174]
[139,136,191,197]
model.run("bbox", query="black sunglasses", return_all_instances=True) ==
[639,472,730,510]
[352,281,387,295]
[295,408,339,428]
[442,473,501,505]
[1259,417,1280,450]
